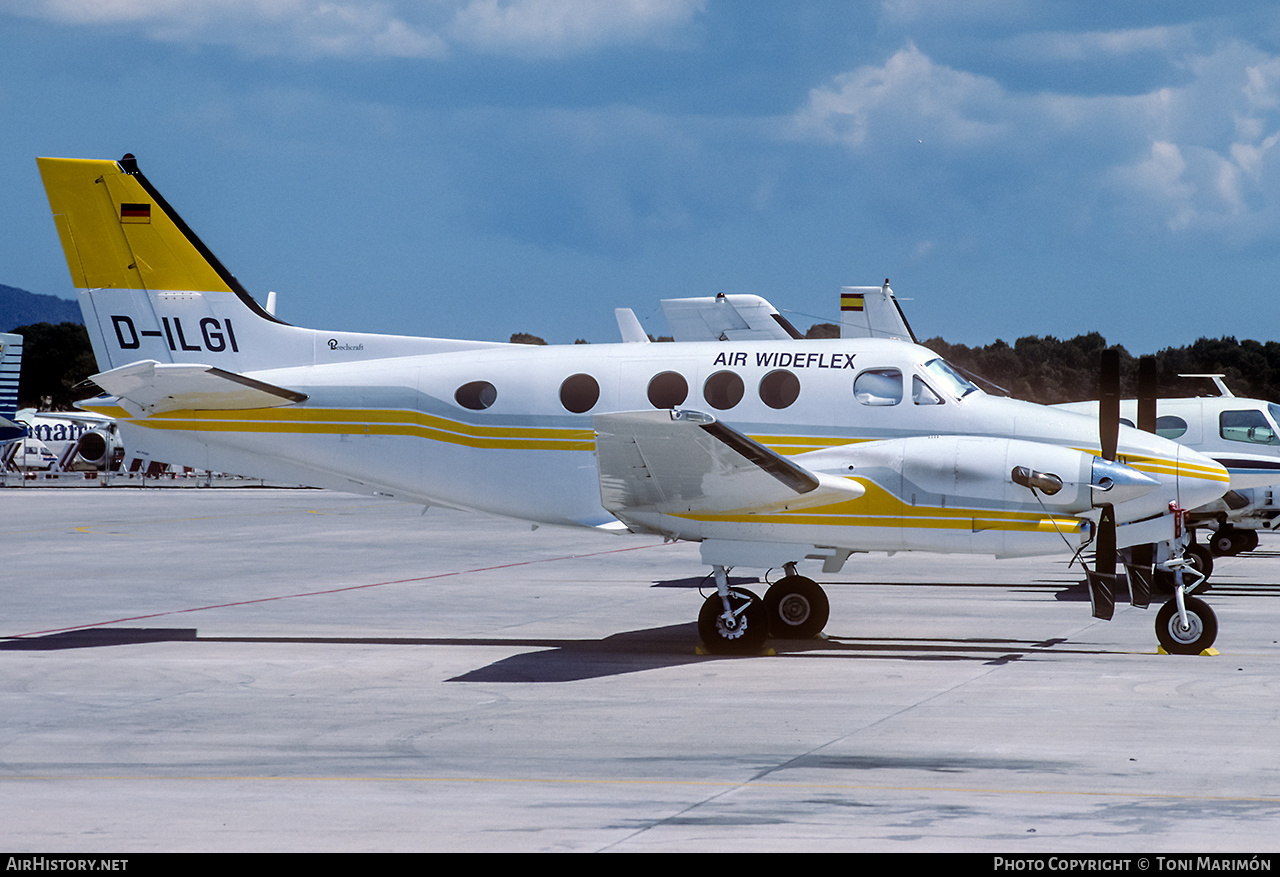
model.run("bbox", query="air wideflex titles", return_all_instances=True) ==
[38,155,1231,654]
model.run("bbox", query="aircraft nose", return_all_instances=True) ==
[1177,445,1230,512]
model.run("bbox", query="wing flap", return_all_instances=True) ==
[91,360,307,415]
[594,410,862,521]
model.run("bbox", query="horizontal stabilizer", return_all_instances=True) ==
[91,360,308,416]
[594,410,862,524]
[660,294,802,342]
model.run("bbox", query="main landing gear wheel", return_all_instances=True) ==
[1210,527,1257,556]
[763,575,830,639]
[698,588,769,655]
[1155,596,1218,655]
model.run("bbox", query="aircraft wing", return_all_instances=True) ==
[90,360,308,416]
[594,410,863,527]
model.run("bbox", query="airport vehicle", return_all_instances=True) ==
[37,154,1231,654]
[5,436,58,470]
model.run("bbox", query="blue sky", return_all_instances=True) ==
[3,1,1279,351]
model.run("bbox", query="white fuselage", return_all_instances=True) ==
[89,336,1229,561]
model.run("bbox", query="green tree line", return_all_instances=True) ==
[924,333,1280,405]
[9,322,97,410]
[10,319,1279,410]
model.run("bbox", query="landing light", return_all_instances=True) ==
[1012,466,1063,495]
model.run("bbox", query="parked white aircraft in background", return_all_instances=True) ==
[821,287,1279,583]
[37,154,1232,654]
[13,407,122,471]
[0,331,123,471]
[1057,378,1280,565]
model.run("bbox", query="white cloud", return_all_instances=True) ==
[446,0,704,58]
[997,26,1192,64]
[797,39,1280,247]
[793,43,1011,149]
[7,0,704,59]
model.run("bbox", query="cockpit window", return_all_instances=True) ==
[922,358,979,399]
[912,376,942,405]
[854,368,902,406]
[1221,409,1280,446]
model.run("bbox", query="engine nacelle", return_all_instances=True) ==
[72,426,119,469]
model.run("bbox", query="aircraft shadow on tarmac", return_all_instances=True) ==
[0,622,1110,682]
[0,576,1140,678]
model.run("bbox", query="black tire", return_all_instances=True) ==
[1155,596,1218,655]
[1186,543,1214,583]
[1210,528,1241,556]
[698,588,769,655]
[1241,530,1259,553]
[763,575,830,639]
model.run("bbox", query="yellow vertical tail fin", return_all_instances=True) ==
[37,155,241,294]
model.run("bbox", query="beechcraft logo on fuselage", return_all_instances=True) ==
[713,351,857,369]
[111,315,239,353]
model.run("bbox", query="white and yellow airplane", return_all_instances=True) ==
[37,154,1233,654]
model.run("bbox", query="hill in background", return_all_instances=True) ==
[2,284,80,332]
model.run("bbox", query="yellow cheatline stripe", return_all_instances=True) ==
[147,406,589,439]
[750,434,871,455]
[137,413,594,451]
[80,404,134,419]
[671,479,1085,533]
[93,404,863,455]
[93,405,591,451]
[1073,447,1231,484]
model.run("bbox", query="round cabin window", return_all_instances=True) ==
[647,371,689,408]
[758,369,800,409]
[703,371,744,410]
[560,373,600,413]
[455,380,497,410]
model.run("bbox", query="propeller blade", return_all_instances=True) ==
[1137,355,1157,434]
[1127,355,1157,608]
[1086,503,1117,620]
[1125,542,1153,609]
[1099,348,1120,462]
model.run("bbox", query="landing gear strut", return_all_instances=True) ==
[1152,557,1218,654]
[697,565,769,655]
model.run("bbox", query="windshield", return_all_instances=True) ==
[1220,408,1280,446]
[922,357,980,399]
